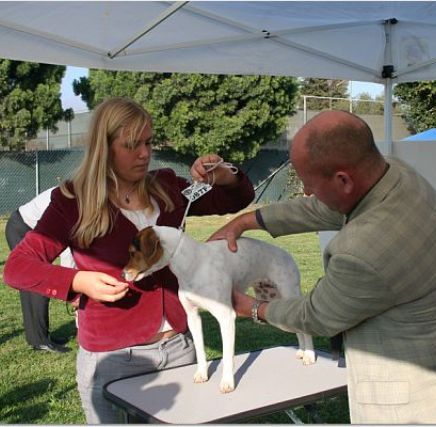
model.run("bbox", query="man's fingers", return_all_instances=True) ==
[228,238,238,252]
[206,230,222,241]
[231,289,254,317]
[207,230,238,252]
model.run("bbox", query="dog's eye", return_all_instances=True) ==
[132,237,141,250]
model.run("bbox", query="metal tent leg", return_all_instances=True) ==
[284,403,324,424]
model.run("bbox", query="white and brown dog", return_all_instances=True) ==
[122,225,315,393]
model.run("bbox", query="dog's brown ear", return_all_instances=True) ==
[131,236,141,251]
[138,227,163,261]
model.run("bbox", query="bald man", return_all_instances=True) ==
[209,111,436,423]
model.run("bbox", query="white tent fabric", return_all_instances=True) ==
[0,1,436,146]
[0,1,435,82]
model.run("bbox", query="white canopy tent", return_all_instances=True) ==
[0,1,436,151]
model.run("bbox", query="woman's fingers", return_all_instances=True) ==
[72,271,129,302]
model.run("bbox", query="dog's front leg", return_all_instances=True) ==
[179,293,208,383]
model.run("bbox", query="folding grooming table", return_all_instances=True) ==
[104,345,347,424]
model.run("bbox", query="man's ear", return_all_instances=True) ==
[334,171,354,194]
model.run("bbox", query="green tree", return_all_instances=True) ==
[0,60,67,150]
[287,166,304,199]
[352,92,384,115]
[300,78,349,111]
[394,81,436,132]
[73,71,299,162]
[63,108,75,148]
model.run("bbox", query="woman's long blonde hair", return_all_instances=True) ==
[61,97,174,248]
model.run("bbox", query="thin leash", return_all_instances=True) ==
[170,159,238,260]
[179,180,201,233]
[199,160,239,188]
[178,159,238,231]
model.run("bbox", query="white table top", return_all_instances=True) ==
[104,345,347,424]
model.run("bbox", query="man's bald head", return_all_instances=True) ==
[292,110,383,177]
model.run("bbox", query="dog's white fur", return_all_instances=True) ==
[123,225,315,393]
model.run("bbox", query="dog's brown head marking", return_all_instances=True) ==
[122,226,164,281]
[131,236,141,251]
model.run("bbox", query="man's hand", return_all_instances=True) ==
[232,289,254,317]
[232,289,268,321]
[72,271,129,303]
[207,211,261,252]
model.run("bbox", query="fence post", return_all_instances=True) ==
[35,150,40,196]
[68,121,72,148]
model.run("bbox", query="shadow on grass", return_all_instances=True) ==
[0,328,24,346]
[53,383,78,400]
[0,379,55,423]
[51,319,77,343]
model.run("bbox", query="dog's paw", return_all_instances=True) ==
[302,350,316,365]
[295,348,305,359]
[296,349,316,365]
[193,369,208,384]
[219,378,235,393]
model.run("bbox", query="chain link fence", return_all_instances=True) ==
[1,99,410,217]
[0,147,291,216]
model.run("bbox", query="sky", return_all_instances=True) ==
[60,66,385,112]
[61,66,89,112]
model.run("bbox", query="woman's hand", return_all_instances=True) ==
[72,271,129,303]
[190,153,239,186]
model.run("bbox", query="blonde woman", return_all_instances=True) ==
[4,97,254,424]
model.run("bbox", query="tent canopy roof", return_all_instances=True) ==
[0,1,436,83]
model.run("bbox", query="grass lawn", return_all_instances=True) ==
[0,210,350,424]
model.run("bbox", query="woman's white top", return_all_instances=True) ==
[18,187,75,267]
[121,198,172,333]
[120,197,160,230]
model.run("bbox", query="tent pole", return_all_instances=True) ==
[382,18,397,156]
[384,78,393,155]
[108,1,188,58]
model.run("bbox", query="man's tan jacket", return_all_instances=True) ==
[260,157,436,423]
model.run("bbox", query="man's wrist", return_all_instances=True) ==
[255,209,267,230]
[251,300,267,324]
[240,211,262,233]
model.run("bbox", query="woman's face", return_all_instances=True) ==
[110,123,153,185]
